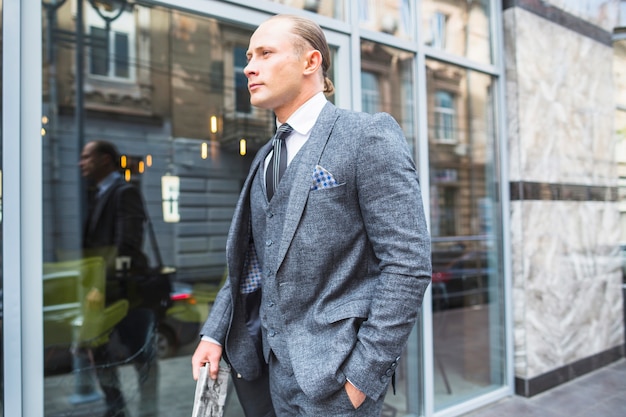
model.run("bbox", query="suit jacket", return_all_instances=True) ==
[201,102,431,402]
[83,175,148,280]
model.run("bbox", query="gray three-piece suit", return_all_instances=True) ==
[200,102,431,415]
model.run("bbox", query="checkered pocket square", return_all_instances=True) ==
[311,165,339,190]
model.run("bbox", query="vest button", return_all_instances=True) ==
[265,239,273,246]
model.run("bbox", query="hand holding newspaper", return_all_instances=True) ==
[191,362,230,417]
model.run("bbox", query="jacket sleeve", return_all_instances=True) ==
[341,112,432,400]
[199,278,233,344]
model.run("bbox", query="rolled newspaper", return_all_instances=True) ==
[191,362,231,417]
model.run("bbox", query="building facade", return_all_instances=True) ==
[1,0,624,416]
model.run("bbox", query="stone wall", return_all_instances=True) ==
[504,1,624,396]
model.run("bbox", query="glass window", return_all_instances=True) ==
[359,0,413,40]
[434,90,456,143]
[422,0,493,65]
[361,71,379,114]
[234,46,251,114]
[266,0,346,20]
[360,40,416,145]
[42,4,252,415]
[41,3,344,416]
[87,6,135,81]
[427,58,505,411]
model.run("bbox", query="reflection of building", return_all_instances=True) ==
[3,1,626,417]
[43,4,277,282]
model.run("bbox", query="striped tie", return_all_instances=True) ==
[266,123,293,200]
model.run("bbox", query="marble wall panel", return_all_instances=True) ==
[544,0,620,32]
[505,8,616,186]
[511,200,623,378]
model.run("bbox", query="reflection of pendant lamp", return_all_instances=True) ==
[161,175,180,223]
[304,0,320,13]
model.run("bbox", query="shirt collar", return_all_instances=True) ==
[97,171,122,196]
[277,92,327,136]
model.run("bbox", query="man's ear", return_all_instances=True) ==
[303,49,323,75]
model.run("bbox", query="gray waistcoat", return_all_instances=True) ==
[249,148,305,364]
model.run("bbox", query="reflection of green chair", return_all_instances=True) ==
[43,257,129,349]
[193,269,228,305]
[44,257,131,404]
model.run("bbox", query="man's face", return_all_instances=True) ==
[79,142,108,181]
[244,18,307,118]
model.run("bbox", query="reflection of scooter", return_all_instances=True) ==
[157,281,201,358]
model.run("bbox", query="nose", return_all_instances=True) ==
[243,60,256,78]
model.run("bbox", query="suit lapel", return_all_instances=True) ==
[276,103,339,267]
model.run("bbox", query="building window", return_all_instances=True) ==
[434,90,456,143]
[87,7,135,81]
[234,46,251,114]
[361,71,379,114]
[428,11,447,49]
[359,0,375,24]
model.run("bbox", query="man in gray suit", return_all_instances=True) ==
[192,14,431,416]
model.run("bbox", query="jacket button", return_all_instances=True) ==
[265,239,273,246]
[237,373,242,379]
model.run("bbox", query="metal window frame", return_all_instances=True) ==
[3,0,44,416]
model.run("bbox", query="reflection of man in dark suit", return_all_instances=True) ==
[79,140,156,417]
[80,140,147,298]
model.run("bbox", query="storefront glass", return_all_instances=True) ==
[426,58,505,410]
[36,1,507,416]
[40,2,341,416]
[422,0,493,65]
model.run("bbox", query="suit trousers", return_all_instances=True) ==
[230,363,275,417]
[268,352,385,417]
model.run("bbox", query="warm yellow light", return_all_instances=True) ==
[139,161,145,173]
[239,139,247,156]
[120,155,127,168]
[201,142,208,159]
[210,115,218,134]
[125,169,131,182]
[146,154,152,167]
